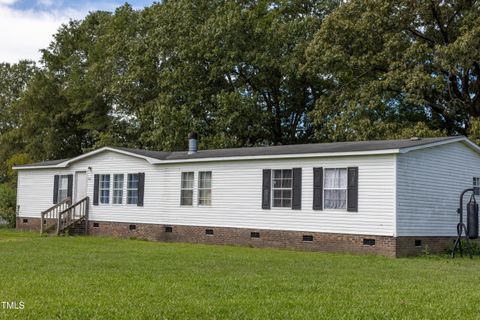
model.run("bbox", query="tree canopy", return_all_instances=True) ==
[1,0,479,186]
[305,0,480,141]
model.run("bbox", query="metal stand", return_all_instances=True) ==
[452,188,478,258]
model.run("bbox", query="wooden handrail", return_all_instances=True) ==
[41,197,71,216]
[56,197,89,235]
[40,197,71,234]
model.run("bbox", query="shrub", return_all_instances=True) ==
[0,184,16,228]
[448,239,480,256]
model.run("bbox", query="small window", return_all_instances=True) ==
[165,226,173,233]
[181,172,194,206]
[22,219,28,224]
[127,174,139,205]
[303,235,314,242]
[363,238,375,246]
[324,168,347,209]
[93,222,99,228]
[198,171,212,206]
[129,224,136,230]
[272,169,292,208]
[113,174,124,204]
[474,177,480,187]
[415,239,422,247]
[99,174,110,204]
[205,229,214,235]
[57,175,69,202]
[251,232,260,239]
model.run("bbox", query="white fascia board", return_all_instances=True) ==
[398,137,476,154]
[62,147,160,165]
[460,138,480,154]
[13,147,159,170]
[151,149,401,165]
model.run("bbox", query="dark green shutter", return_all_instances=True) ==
[262,169,271,209]
[137,173,145,207]
[313,168,323,210]
[53,175,59,204]
[93,174,99,206]
[67,174,73,200]
[347,167,358,212]
[292,168,302,210]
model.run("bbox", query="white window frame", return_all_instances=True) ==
[127,173,139,205]
[474,177,480,187]
[198,171,212,206]
[180,172,194,206]
[323,168,348,210]
[57,175,69,202]
[99,174,111,205]
[112,174,124,205]
[271,169,293,208]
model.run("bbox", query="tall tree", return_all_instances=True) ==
[138,0,338,150]
[0,61,37,182]
[16,11,119,160]
[305,0,479,141]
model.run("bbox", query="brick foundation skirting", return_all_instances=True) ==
[17,217,468,257]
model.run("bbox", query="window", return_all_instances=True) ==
[474,177,480,187]
[324,168,347,209]
[198,171,212,206]
[272,169,292,208]
[99,174,110,204]
[181,172,194,206]
[113,174,124,204]
[127,174,139,205]
[57,175,69,202]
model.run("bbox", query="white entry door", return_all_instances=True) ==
[75,171,88,202]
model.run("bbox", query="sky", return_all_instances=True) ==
[0,0,154,64]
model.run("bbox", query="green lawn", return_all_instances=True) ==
[1,230,480,319]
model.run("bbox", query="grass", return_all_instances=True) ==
[1,230,480,319]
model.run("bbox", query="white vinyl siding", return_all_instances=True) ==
[113,174,124,204]
[16,150,398,236]
[396,142,480,236]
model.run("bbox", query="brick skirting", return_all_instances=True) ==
[16,217,464,257]
[16,217,41,231]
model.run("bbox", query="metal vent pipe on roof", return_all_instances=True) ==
[188,132,198,154]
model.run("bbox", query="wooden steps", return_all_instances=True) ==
[40,197,90,236]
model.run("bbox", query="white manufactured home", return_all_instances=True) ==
[14,135,480,256]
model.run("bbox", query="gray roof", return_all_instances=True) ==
[15,136,463,167]
[14,158,69,168]
[160,136,461,160]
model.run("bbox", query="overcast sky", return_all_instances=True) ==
[0,0,153,64]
